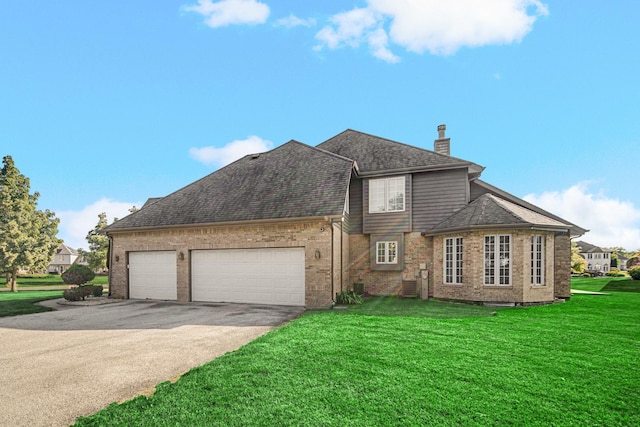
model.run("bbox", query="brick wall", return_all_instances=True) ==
[432,230,556,304]
[347,232,426,296]
[109,220,336,308]
[554,234,571,299]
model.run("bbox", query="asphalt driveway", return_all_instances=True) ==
[0,299,303,427]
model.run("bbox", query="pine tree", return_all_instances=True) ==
[0,156,60,291]
[85,212,109,271]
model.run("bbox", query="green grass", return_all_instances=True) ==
[332,296,502,318]
[74,279,640,426]
[571,276,639,293]
[0,290,63,317]
[0,274,108,287]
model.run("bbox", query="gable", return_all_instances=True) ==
[106,141,354,231]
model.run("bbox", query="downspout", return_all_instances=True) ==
[330,218,344,299]
[330,221,334,305]
[107,235,113,297]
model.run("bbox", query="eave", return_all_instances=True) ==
[103,215,345,235]
[422,223,571,238]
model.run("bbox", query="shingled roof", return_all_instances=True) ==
[575,241,610,254]
[105,141,354,232]
[317,129,483,175]
[424,193,571,236]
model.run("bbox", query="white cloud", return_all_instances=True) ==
[189,135,273,167]
[275,14,316,28]
[315,0,548,61]
[57,198,141,251]
[183,0,269,28]
[524,182,640,251]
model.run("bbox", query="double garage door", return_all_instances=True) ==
[129,248,305,306]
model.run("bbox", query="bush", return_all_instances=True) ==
[63,285,103,301]
[629,267,640,281]
[61,264,96,285]
[336,289,363,305]
[581,272,591,277]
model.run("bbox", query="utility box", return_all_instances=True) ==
[419,270,429,300]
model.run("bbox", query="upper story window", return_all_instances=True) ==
[369,177,405,213]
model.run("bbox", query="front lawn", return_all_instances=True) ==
[75,279,640,426]
[0,274,108,288]
[0,290,63,317]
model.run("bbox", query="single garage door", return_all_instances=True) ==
[129,251,177,300]
[191,248,305,306]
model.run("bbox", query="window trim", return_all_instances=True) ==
[376,241,398,265]
[368,176,406,213]
[531,235,545,286]
[484,234,511,286]
[444,237,463,284]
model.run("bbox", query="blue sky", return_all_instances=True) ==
[1,1,639,251]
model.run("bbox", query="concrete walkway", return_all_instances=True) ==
[0,299,303,427]
[571,289,610,295]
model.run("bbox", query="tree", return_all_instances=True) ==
[571,242,587,274]
[61,264,95,285]
[85,212,109,271]
[0,156,60,291]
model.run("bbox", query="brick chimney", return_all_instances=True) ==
[434,124,450,156]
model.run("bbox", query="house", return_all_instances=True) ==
[575,241,612,275]
[616,253,628,271]
[104,126,586,308]
[47,244,80,274]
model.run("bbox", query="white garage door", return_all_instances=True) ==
[191,248,305,306]
[129,251,177,300]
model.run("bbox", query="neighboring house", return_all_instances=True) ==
[575,241,612,275]
[616,254,628,271]
[47,244,80,274]
[104,126,586,308]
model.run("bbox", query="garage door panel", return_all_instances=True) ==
[129,251,177,300]
[191,248,305,306]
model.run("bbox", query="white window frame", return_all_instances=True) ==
[531,235,545,286]
[444,237,463,284]
[484,234,511,286]
[376,241,398,264]
[368,177,405,213]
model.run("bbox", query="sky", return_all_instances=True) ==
[1,1,639,252]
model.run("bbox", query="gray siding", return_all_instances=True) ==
[363,175,411,234]
[348,178,363,234]
[469,180,488,201]
[412,169,468,231]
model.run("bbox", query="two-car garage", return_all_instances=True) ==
[128,248,305,306]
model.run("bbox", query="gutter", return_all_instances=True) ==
[355,162,477,178]
[422,223,571,237]
[103,215,345,235]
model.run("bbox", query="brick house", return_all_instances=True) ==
[105,126,586,308]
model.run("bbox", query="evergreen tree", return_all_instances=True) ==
[85,212,109,271]
[0,156,60,291]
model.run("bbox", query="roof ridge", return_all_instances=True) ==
[325,128,476,166]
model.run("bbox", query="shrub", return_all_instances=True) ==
[63,285,102,301]
[62,265,96,285]
[336,289,363,305]
[581,272,591,278]
[629,267,640,281]
[91,285,104,297]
